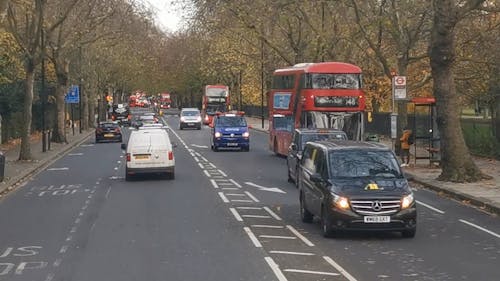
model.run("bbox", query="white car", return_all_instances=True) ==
[179,108,202,130]
[123,129,175,181]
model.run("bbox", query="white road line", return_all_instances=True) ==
[209,162,217,168]
[231,199,254,203]
[87,195,93,199]
[85,200,90,204]
[242,215,272,219]
[105,186,111,199]
[222,188,239,190]
[47,167,69,171]
[283,269,340,276]
[59,245,68,254]
[79,212,84,216]
[74,218,81,224]
[210,179,219,189]
[459,219,500,239]
[218,192,229,203]
[70,227,77,233]
[66,236,72,242]
[68,153,83,156]
[53,259,62,267]
[263,207,283,221]
[251,225,284,229]
[80,144,94,147]
[198,163,204,169]
[195,152,201,157]
[212,176,224,179]
[269,251,315,256]
[229,208,243,222]
[226,193,246,196]
[194,157,199,162]
[286,225,315,247]
[215,179,229,182]
[264,257,288,281]
[244,227,262,248]
[244,191,260,202]
[323,256,358,281]
[114,167,118,170]
[218,169,228,177]
[237,207,262,210]
[229,179,242,188]
[81,205,87,210]
[218,183,234,186]
[203,170,211,178]
[260,235,297,240]
[416,200,445,214]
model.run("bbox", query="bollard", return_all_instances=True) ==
[0,152,5,182]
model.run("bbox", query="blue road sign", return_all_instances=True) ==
[65,85,80,104]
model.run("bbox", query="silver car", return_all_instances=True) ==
[179,108,202,130]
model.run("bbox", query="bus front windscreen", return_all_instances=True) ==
[301,112,362,140]
[206,88,229,97]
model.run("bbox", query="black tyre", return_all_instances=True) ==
[294,165,300,188]
[300,193,313,223]
[401,228,416,238]
[287,162,294,183]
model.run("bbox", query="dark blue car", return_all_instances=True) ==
[210,113,250,151]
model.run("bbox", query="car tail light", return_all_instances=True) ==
[126,153,131,162]
[168,151,174,160]
[128,114,131,120]
[204,115,209,121]
[111,115,116,121]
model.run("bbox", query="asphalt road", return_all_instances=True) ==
[0,113,499,281]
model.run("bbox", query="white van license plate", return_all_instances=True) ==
[364,216,390,223]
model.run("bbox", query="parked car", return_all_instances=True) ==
[287,129,347,186]
[210,111,250,151]
[298,140,416,238]
[179,108,202,130]
[95,122,122,143]
[122,129,175,181]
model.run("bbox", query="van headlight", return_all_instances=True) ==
[401,193,414,209]
[214,132,222,138]
[331,193,350,210]
[242,131,249,138]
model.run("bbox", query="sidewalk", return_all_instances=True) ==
[246,116,500,215]
[0,129,94,198]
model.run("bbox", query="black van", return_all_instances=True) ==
[298,140,416,238]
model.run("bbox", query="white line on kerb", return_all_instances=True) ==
[283,269,340,276]
[244,191,260,202]
[218,169,228,177]
[210,179,219,189]
[229,179,242,188]
[198,163,204,169]
[263,207,283,221]
[203,170,211,178]
[416,200,445,214]
[244,227,262,248]
[323,256,358,281]
[218,192,229,203]
[286,225,315,247]
[229,208,243,222]
[269,251,315,256]
[459,219,500,239]
[264,257,288,281]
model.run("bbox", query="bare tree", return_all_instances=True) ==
[0,0,9,23]
[429,0,493,182]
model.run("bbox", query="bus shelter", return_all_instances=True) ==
[409,97,441,166]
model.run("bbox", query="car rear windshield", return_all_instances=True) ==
[182,111,200,116]
[301,133,347,148]
[100,123,118,128]
[328,150,401,178]
[217,116,247,127]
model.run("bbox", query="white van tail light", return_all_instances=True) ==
[168,151,174,160]
[126,153,131,162]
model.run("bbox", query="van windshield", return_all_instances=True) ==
[328,150,401,178]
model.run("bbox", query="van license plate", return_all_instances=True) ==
[104,134,114,137]
[134,155,150,160]
[364,216,390,223]
[227,143,238,146]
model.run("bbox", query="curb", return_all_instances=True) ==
[407,172,500,216]
[0,130,93,197]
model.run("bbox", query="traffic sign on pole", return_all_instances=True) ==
[393,76,407,100]
[65,85,80,104]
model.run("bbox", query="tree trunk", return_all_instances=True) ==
[82,84,89,130]
[19,63,35,160]
[0,0,9,23]
[88,96,96,128]
[429,0,488,182]
[51,63,69,143]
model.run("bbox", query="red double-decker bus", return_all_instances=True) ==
[268,62,366,155]
[201,85,231,125]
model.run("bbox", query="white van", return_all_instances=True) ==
[123,129,175,181]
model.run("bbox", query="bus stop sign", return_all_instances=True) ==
[393,76,407,100]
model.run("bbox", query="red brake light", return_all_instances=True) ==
[126,153,131,162]
[111,115,116,121]
[168,151,173,160]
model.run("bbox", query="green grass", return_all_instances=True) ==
[461,122,500,158]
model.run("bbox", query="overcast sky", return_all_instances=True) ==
[146,0,184,32]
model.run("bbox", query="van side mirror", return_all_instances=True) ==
[310,173,324,183]
[121,143,127,150]
[248,125,253,129]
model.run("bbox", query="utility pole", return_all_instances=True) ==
[40,0,47,152]
[79,45,82,134]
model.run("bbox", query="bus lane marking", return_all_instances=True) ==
[270,251,315,256]
[251,225,284,229]
[323,256,358,281]
[218,169,228,177]
[218,192,229,203]
[210,179,219,189]
[263,207,282,221]
[203,170,211,178]
[242,215,271,219]
[229,179,242,188]
[259,235,297,240]
[231,200,254,203]
[229,208,243,222]
[264,257,288,281]
[244,191,260,202]
[286,225,315,247]
[283,269,340,276]
[244,227,262,248]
